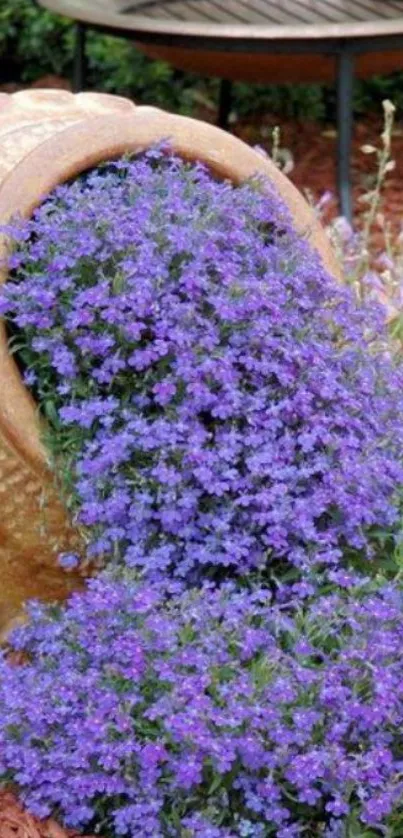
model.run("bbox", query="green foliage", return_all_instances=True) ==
[233,80,326,120]
[84,32,197,112]
[0,0,71,79]
[353,72,403,114]
[0,0,196,111]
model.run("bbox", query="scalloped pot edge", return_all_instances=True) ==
[0,104,340,473]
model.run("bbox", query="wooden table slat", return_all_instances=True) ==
[216,0,271,24]
[184,1,241,24]
[234,0,311,24]
[246,0,341,24]
[321,0,380,22]
[209,0,266,24]
[353,0,403,18]
[129,0,403,27]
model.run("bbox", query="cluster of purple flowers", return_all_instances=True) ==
[1,150,403,581]
[1,576,403,837]
[2,149,403,837]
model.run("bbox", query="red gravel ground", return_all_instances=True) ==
[236,112,403,240]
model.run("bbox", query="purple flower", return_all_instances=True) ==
[1,578,403,834]
[1,149,402,584]
[58,553,80,570]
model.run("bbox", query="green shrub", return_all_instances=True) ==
[0,0,196,111]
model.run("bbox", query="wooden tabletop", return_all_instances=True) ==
[37,0,403,42]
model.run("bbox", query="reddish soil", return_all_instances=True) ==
[235,112,403,237]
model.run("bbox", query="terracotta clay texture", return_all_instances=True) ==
[0,91,136,636]
[0,90,339,636]
[0,790,93,838]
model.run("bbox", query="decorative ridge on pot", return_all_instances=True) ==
[0,90,339,636]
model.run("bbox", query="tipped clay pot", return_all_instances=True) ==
[0,90,339,635]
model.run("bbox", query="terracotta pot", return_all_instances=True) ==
[0,789,93,838]
[0,90,339,636]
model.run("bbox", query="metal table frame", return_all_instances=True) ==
[71,22,403,223]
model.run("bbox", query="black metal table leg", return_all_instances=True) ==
[336,48,354,223]
[217,79,233,130]
[73,22,88,92]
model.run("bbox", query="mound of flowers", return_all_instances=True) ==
[2,147,403,838]
[1,150,403,583]
[1,576,403,837]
